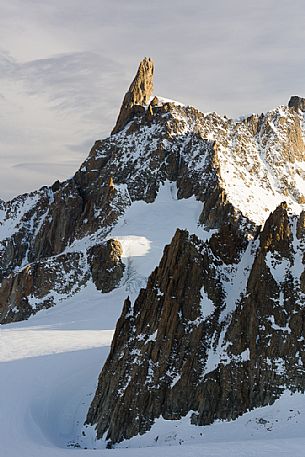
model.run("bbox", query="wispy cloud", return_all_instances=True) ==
[0,51,124,117]
[0,50,125,200]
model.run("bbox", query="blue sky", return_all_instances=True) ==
[1,0,305,200]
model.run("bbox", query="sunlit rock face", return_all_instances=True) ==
[112,57,154,135]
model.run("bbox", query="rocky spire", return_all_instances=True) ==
[111,57,154,135]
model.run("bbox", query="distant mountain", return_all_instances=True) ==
[1,58,305,448]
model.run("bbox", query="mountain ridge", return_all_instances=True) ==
[1,58,305,320]
[1,58,305,450]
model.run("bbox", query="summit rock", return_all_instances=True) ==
[112,57,154,134]
[288,95,305,112]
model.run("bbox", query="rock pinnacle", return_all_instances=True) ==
[111,57,154,134]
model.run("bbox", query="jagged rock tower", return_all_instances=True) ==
[112,57,154,134]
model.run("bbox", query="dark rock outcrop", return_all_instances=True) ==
[89,239,124,293]
[288,95,305,112]
[0,251,88,323]
[0,239,124,323]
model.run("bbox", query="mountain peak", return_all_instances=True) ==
[112,57,154,135]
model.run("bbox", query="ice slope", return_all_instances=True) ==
[1,182,305,456]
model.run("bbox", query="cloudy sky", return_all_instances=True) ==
[1,0,305,200]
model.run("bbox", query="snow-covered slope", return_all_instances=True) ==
[1,183,304,456]
[160,102,305,225]
[0,183,206,455]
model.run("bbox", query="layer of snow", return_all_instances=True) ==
[200,287,215,319]
[154,95,185,107]
[0,282,121,456]
[174,105,305,226]
[217,107,305,225]
[2,292,305,457]
[111,236,151,258]
[266,252,290,284]
[109,181,206,287]
[111,391,305,450]
[0,328,113,362]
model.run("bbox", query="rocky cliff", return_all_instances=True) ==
[85,204,305,445]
